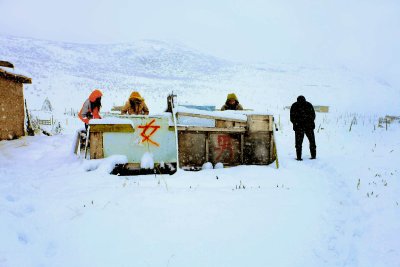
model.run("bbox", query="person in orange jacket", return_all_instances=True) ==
[78,89,103,130]
[121,91,149,115]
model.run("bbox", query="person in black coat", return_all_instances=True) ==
[290,95,317,160]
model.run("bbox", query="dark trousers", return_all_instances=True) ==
[295,130,316,158]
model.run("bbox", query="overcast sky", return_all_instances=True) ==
[1,0,400,85]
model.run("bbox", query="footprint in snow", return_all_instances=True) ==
[23,205,35,213]
[5,195,16,202]
[17,233,29,245]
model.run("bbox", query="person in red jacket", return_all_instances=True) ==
[78,89,103,130]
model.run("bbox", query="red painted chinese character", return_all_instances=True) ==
[215,135,234,161]
[138,119,161,146]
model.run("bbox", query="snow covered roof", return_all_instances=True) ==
[0,67,31,84]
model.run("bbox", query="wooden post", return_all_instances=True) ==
[269,115,274,132]
[84,127,90,159]
[240,133,244,164]
[272,132,279,169]
[278,114,281,131]
[205,132,209,162]
[269,131,273,163]
[89,132,104,159]
[24,100,34,136]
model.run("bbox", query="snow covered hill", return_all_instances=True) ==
[1,35,399,114]
[0,35,227,80]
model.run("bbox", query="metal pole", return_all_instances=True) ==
[170,94,180,170]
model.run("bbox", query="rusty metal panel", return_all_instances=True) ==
[178,132,206,167]
[244,132,272,165]
[247,115,271,133]
[215,120,246,128]
[209,133,241,166]
[176,114,276,168]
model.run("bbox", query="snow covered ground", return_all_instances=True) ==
[0,111,399,267]
[1,35,399,266]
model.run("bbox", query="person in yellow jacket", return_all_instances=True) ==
[221,93,244,111]
[121,91,149,115]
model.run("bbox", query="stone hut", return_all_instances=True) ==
[0,61,32,140]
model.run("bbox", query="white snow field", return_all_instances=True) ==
[0,35,399,266]
[0,112,399,267]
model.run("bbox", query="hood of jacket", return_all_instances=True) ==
[89,89,103,102]
[129,91,144,101]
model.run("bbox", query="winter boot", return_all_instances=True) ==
[310,148,316,159]
[296,149,302,161]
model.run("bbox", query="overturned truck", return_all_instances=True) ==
[177,111,276,169]
[75,98,277,174]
